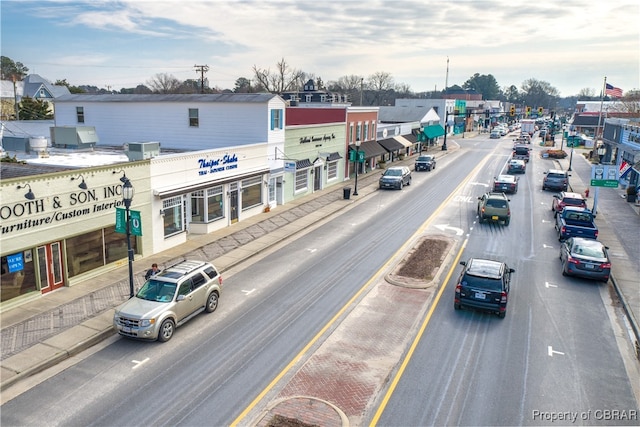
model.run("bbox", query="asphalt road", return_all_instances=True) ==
[2,135,637,426]
[372,136,640,426]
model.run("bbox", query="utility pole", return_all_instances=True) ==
[444,56,449,94]
[194,64,210,94]
[360,78,364,106]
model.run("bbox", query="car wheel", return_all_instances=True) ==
[498,310,506,318]
[157,319,175,342]
[205,291,219,313]
[561,261,568,276]
[399,181,403,190]
[454,302,461,310]
[504,218,510,226]
[407,178,411,186]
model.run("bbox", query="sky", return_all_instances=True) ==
[2,0,639,98]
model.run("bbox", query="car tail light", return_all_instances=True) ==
[561,225,566,234]
[567,256,580,265]
[500,292,507,304]
[218,275,223,285]
[481,207,486,214]
[600,262,611,269]
[594,230,598,238]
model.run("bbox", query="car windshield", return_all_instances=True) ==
[548,172,566,179]
[136,280,177,302]
[418,156,432,161]
[461,274,503,291]
[564,198,585,205]
[486,199,508,208]
[515,147,528,154]
[497,176,514,182]
[385,169,402,176]
[572,244,605,258]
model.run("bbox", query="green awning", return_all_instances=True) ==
[424,124,445,139]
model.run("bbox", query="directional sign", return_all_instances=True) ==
[590,164,618,187]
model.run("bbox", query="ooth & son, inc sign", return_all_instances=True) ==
[0,183,127,236]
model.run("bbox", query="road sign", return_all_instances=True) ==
[590,164,618,187]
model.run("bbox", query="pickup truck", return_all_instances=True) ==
[555,207,598,241]
[512,145,531,162]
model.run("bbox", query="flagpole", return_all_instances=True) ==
[592,77,607,217]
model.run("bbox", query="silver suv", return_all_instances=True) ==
[113,260,222,342]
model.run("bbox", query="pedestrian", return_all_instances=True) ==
[145,263,160,281]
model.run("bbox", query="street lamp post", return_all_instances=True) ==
[568,146,574,171]
[353,139,361,196]
[121,175,135,298]
[442,111,450,151]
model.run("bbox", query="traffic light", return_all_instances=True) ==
[538,107,543,114]
[526,106,532,115]
[509,106,515,116]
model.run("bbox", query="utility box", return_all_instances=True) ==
[124,141,161,161]
[50,126,98,149]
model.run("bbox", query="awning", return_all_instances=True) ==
[154,168,270,198]
[377,137,405,152]
[296,159,313,169]
[393,135,413,148]
[424,124,445,139]
[350,140,387,159]
[403,133,418,144]
[326,152,342,161]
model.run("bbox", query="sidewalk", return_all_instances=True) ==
[0,144,450,391]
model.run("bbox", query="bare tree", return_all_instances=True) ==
[368,71,395,91]
[146,73,182,94]
[252,58,305,93]
[578,87,596,99]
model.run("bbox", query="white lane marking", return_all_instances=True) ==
[242,289,256,296]
[434,224,464,236]
[307,248,317,253]
[132,358,149,369]
[545,281,558,288]
[548,346,565,357]
[543,244,555,249]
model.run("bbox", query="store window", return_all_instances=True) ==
[241,177,263,210]
[162,196,184,237]
[327,161,338,180]
[1,253,37,302]
[191,186,224,223]
[295,169,308,192]
[67,226,136,277]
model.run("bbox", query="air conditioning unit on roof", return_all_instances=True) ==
[124,141,160,161]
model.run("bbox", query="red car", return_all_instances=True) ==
[552,191,587,216]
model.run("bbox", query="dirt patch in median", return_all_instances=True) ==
[388,235,453,288]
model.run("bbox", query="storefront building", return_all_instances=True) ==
[1,162,149,306]
[150,143,271,252]
[602,119,640,190]
[283,107,346,202]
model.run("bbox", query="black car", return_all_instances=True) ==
[454,258,515,318]
[415,155,436,171]
[559,237,611,282]
[379,166,412,190]
[493,175,518,194]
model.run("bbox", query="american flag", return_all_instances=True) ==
[605,83,623,98]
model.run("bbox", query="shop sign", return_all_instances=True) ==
[198,153,238,176]
[6,252,24,273]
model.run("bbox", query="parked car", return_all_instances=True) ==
[379,166,412,190]
[507,159,526,174]
[551,192,587,216]
[555,206,598,241]
[543,169,570,191]
[113,260,223,342]
[559,237,611,282]
[454,258,515,318]
[493,175,519,194]
[477,192,511,225]
[490,130,501,139]
[414,154,436,171]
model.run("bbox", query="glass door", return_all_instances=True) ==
[37,241,64,294]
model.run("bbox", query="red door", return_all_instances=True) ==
[37,242,64,294]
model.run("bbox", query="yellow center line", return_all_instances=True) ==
[232,155,489,427]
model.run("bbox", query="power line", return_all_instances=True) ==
[194,65,209,94]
